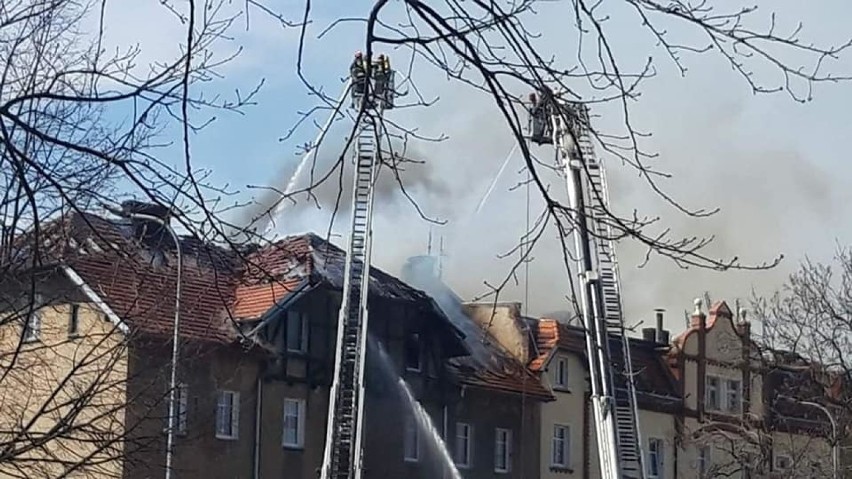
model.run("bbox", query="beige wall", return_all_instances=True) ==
[540,351,586,478]
[0,289,129,479]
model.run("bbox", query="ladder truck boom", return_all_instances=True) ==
[320,53,395,479]
[530,92,646,479]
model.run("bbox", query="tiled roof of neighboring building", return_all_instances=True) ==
[529,318,680,400]
[7,210,243,343]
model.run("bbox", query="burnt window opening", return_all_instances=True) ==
[404,333,421,372]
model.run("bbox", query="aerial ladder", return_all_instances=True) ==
[320,53,395,479]
[529,92,646,479]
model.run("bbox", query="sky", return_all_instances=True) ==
[97,0,852,334]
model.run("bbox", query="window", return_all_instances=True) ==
[697,446,712,476]
[551,424,570,468]
[455,423,473,468]
[553,357,568,389]
[68,304,80,337]
[648,438,665,478]
[494,428,512,473]
[705,376,720,410]
[404,333,421,372]
[175,383,188,434]
[403,414,419,462]
[215,390,240,439]
[724,379,742,413]
[22,297,42,343]
[774,454,792,471]
[283,398,305,448]
[286,311,308,353]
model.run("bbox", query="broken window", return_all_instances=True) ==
[774,454,792,471]
[286,311,308,353]
[404,333,421,372]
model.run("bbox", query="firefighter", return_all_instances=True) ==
[350,51,367,106]
[529,92,547,143]
[374,53,391,108]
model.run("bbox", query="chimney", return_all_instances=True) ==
[641,327,657,342]
[654,308,670,344]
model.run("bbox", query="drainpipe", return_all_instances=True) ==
[253,375,263,479]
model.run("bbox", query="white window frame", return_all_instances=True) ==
[282,398,306,448]
[705,376,720,410]
[494,428,512,473]
[286,311,309,353]
[215,390,240,440]
[455,422,473,468]
[551,424,570,468]
[22,296,42,343]
[647,437,664,478]
[774,454,792,471]
[724,379,742,413]
[403,414,420,462]
[176,383,188,435]
[553,357,568,390]
[405,333,422,372]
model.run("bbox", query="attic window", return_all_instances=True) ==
[286,311,308,353]
[405,333,421,372]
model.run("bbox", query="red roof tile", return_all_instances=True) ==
[449,357,553,400]
[232,280,301,319]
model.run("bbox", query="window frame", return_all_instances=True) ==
[403,414,420,462]
[494,427,512,473]
[647,437,665,478]
[404,333,422,372]
[724,379,742,413]
[774,454,792,471]
[282,398,306,449]
[21,297,42,343]
[551,424,570,468]
[705,376,721,411]
[68,304,80,337]
[285,310,309,354]
[553,357,569,390]
[455,422,473,469]
[215,390,240,440]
